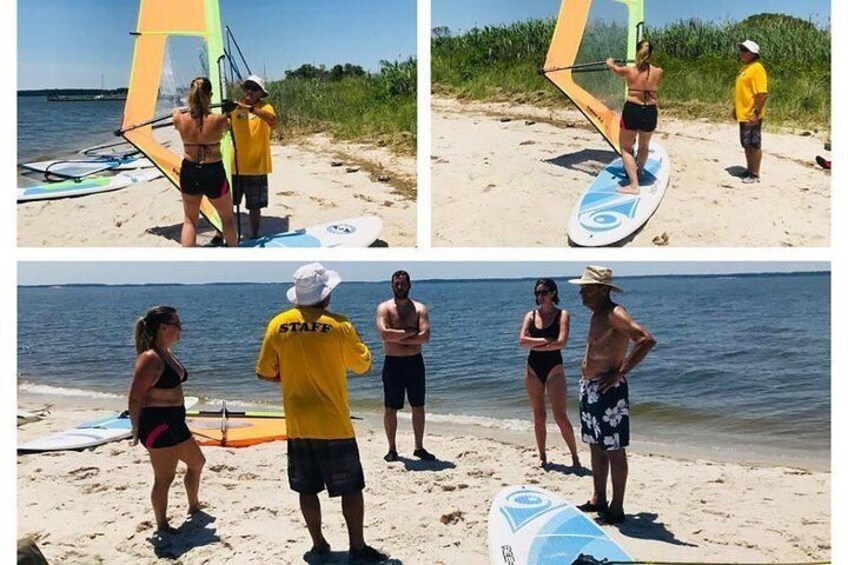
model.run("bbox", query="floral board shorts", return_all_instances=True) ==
[579,377,630,451]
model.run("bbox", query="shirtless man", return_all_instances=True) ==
[569,266,656,525]
[375,271,434,462]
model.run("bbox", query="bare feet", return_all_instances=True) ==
[539,454,548,468]
[571,455,582,468]
[308,541,331,555]
[155,523,179,535]
[617,184,640,195]
[188,502,206,515]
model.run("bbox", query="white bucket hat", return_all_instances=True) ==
[286,263,342,306]
[738,40,760,55]
[243,74,269,97]
[568,265,624,293]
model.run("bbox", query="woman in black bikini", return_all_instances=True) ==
[172,77,238,247]
[128,306,205,534]
[518,279,581,468]
[606,39,664,195]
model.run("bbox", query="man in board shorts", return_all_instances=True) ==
[734,40,768,184]
[230,74,278,238]
[569,266,656,525]
[375,270,434,462]
[257,263,388,563]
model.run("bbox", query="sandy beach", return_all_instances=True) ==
[17,133,416,248]
[17,393,830,564]
[432,97,830,247]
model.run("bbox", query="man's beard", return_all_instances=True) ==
[393,289,409,300]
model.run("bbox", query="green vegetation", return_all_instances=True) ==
[265,59,417,154]
[432,14,830,129]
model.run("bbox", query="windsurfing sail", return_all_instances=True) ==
[542,0,644,155]
[119,0,233,232]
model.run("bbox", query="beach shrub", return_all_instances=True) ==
[432,13,830,128]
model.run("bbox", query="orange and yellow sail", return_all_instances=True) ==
[543,0,644,155]
[120,0,231,232]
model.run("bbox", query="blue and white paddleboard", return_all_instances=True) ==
[18,397,198,452]
[568,142,670,247]
[17,170,162,202]
[240,216,383,248]
[488,486,632,565]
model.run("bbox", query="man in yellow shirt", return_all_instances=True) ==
[231,75,278,238]
[256,263,388,563]
[733,40,768,184]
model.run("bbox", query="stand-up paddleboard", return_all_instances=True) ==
[79,396,199,430]
[489,486,632,565]
[240,216,383,248]
[17,170,162,202]
[187,404,286,447]
[568,143,670,247]
[20,156,154,178]
[18,397,199,452]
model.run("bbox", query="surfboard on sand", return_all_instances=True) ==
[20,155,154,178]
[488,486,632,565]
[240,216,382,248]
[18,397,199,453]
[568,142,671,247]
[17,170,162,202]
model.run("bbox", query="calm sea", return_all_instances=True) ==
[18,273,830,466]
[17,96,127,164]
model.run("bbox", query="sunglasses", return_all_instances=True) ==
[163,321,182,329]
[243,84,260,92]
[535,290,551,296]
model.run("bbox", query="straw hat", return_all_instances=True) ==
[568,266,624,293]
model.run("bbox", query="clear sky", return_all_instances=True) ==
[18,262,828,286]
[433,0,830,34]
[18,0,417,90]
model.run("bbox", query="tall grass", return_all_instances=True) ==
[266,59,417,154]
[432,14,830,128]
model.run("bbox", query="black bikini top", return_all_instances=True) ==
[153,358,188,389]
[529,310,561,339]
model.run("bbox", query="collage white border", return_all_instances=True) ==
[3,0,841,561]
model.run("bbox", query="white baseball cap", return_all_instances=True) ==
[738,40,760,55]
[286,263,342,306]
[242,74,268,97]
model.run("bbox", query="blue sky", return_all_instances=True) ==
[18,0,417,90]
[18,262,827,286]
[433,0,830,33]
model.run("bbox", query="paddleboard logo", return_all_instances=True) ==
[579,195,639,233]
[499,545,516,565]
[499,488,558,532]
[326,223,357,235]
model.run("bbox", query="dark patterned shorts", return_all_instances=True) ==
[287,438,365,497]
[739,121,763,149]
[232,174,269,210]
[579,377,630,451]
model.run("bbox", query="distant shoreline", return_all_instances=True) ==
[18,88,128,97]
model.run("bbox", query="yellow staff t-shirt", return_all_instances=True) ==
[231,101,275,175]
[735,61,768,123]
[256,307,371,439]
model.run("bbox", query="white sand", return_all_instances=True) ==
[18,395,830,564]
[432,97,830,247]
[17,134,416,248]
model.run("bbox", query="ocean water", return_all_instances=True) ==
[17,96,127,164]
[18,272,830,466]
